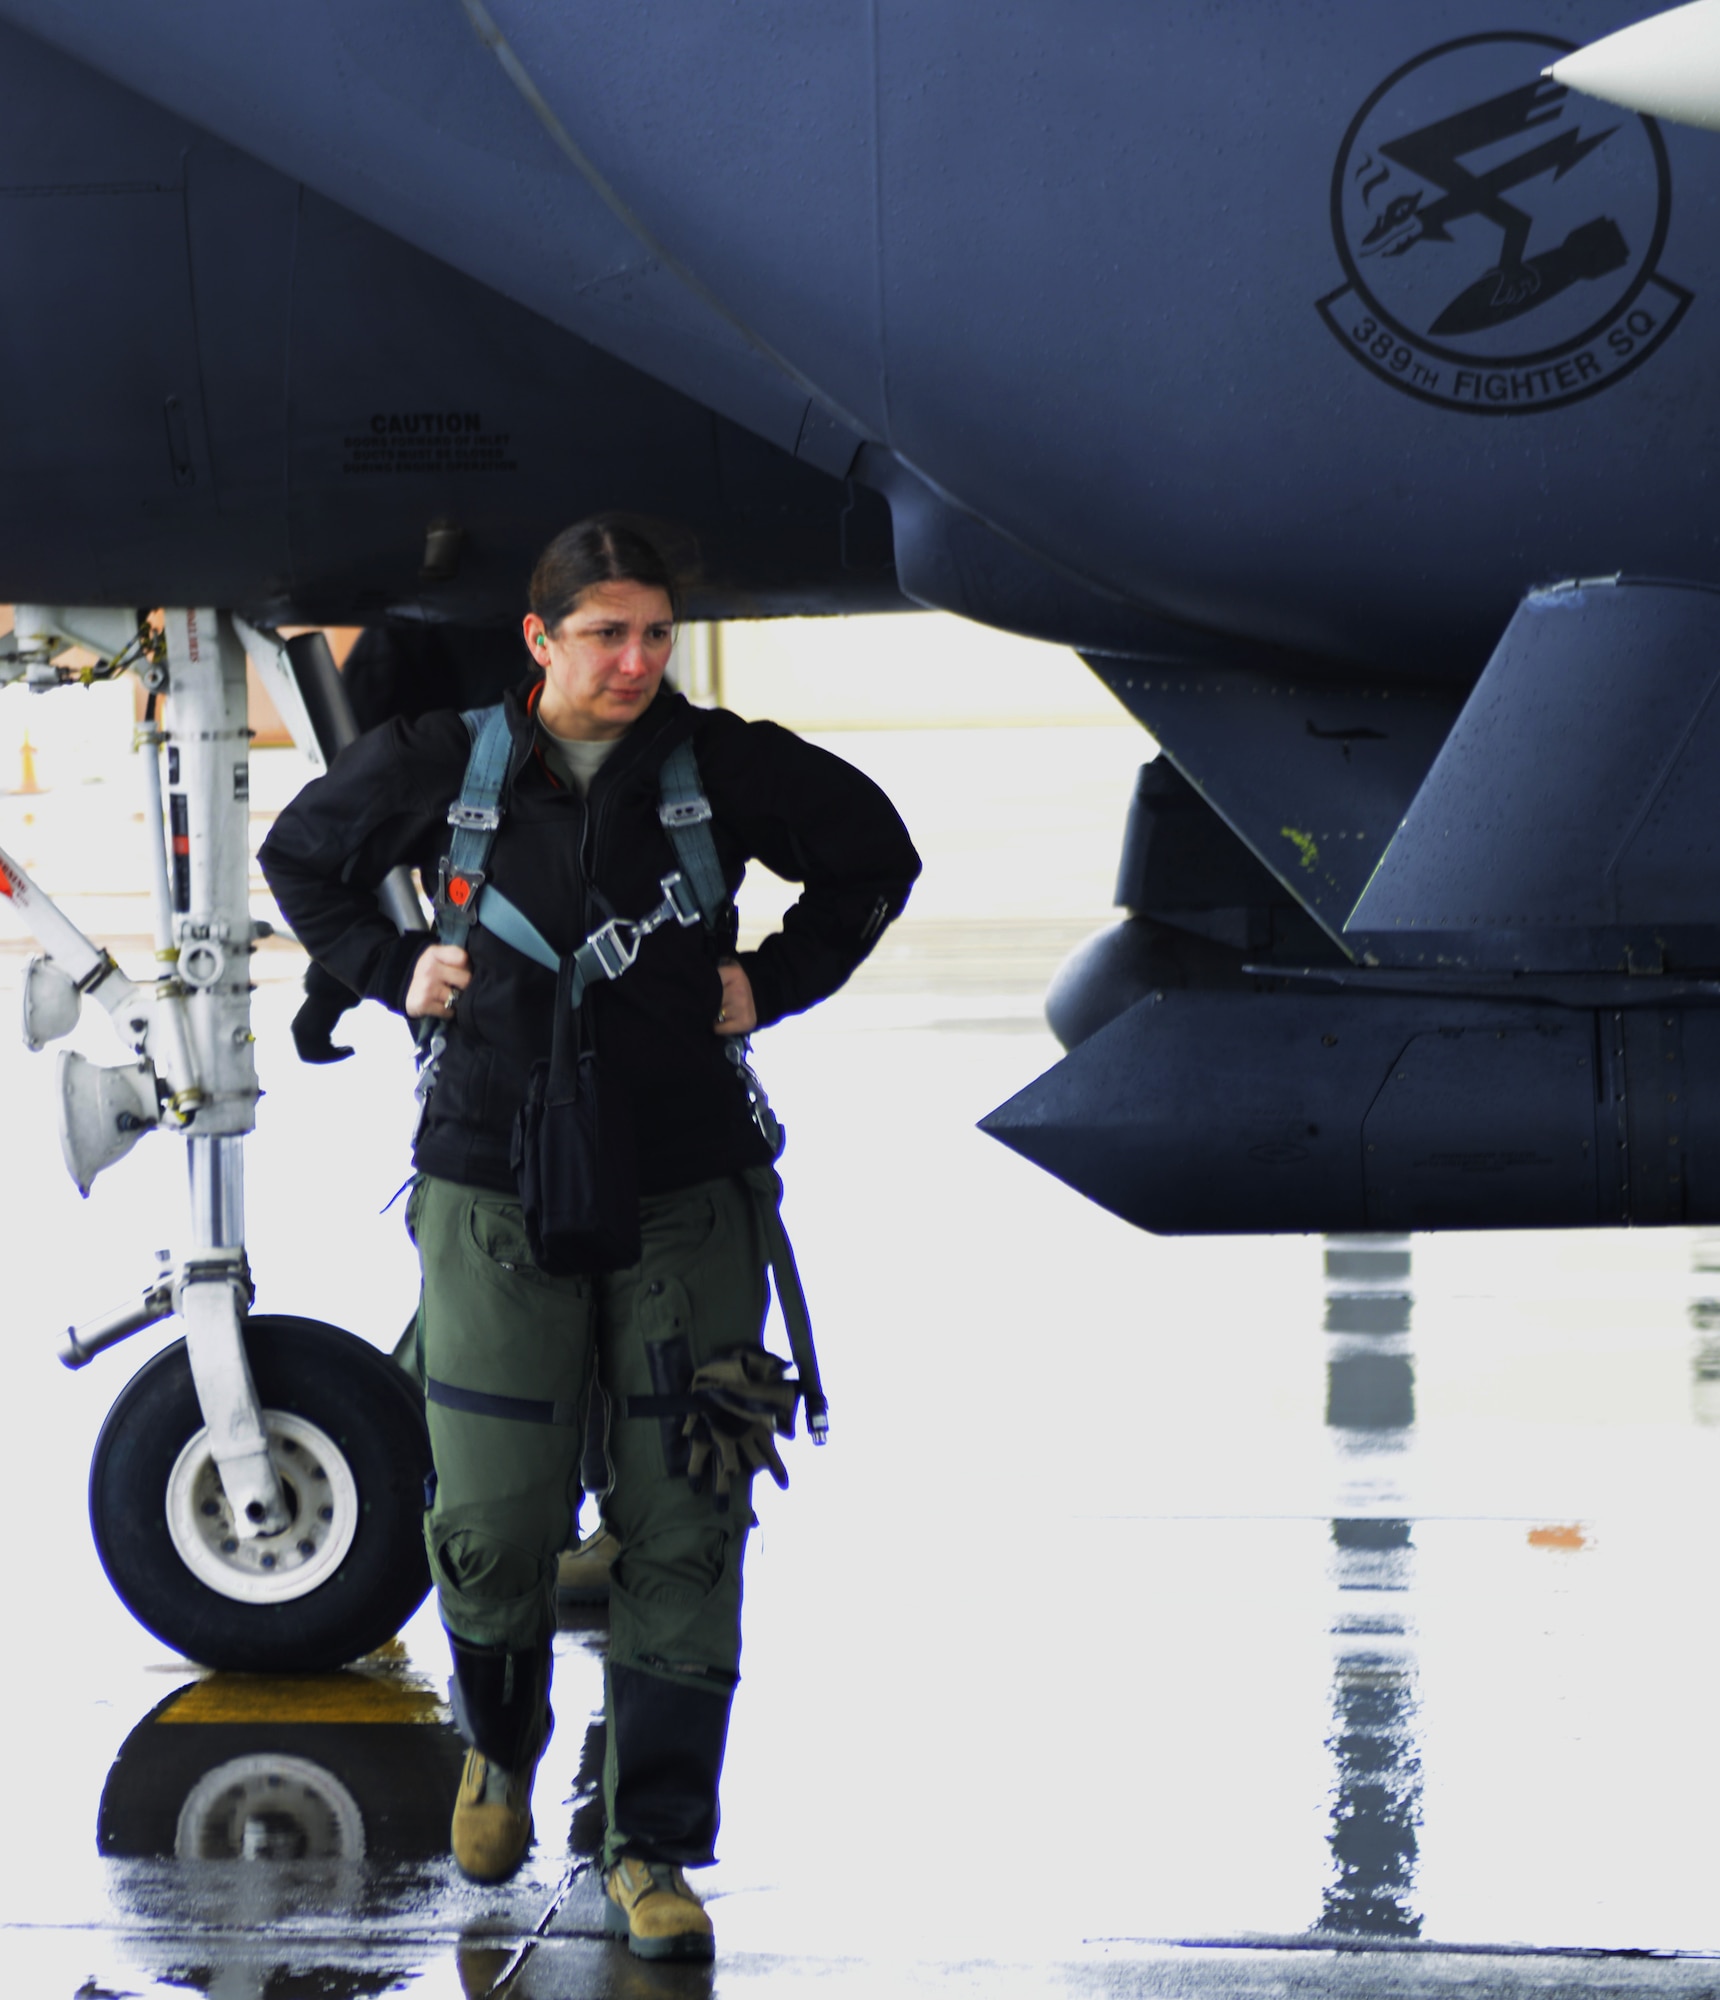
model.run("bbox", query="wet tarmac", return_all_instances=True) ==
[6,721,1720,1995]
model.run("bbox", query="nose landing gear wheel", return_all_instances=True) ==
[90,1316,432,1671]
[164,1407,361,1604]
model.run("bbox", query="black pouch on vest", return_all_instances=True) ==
[511,952,640,1274]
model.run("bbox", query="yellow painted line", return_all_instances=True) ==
[161,1671,448,1725]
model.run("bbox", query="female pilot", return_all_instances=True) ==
[260,516,919,1960]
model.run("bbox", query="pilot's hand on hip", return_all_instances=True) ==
[406,943,472,1020]
[714,959,756,1035]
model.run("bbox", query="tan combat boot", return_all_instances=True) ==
[603,1854,715,1960]
[450,1749,535,1883]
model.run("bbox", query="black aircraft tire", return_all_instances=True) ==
[90,1316,432,1673]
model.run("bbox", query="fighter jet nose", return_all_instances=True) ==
[1545,0,1720,131]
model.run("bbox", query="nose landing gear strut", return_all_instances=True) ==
[0,607,431,1670]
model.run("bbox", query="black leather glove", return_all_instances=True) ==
[291,960,357,1065]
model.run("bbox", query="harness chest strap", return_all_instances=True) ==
[433,714,725,999]
[443,717,786,1159]
[478,868,703,1005]
[417,710,716,1096]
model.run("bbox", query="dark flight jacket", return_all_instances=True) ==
[259,683,922,1196]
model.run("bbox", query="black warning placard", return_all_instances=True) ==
[342,412,517,475]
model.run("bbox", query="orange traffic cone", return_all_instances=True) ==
[18,733,40,795]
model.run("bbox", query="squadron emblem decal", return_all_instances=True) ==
[1318,33,1690,413]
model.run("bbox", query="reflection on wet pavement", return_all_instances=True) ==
[1689,1228,1720,1426]
[89,1647,610,1999]
[1321,1235,1421,1942]
[81,1601,733,1997]
[96,1659,461,2000]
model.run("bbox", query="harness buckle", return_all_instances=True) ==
[659,797,713,830]
[586,917,641,981]
[725,1038,785,1158]
[414,1025,446,1103]
[446,800,502,833]
[434,856,485,920]
[662,871,702,927]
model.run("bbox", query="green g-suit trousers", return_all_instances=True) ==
[410,1171,771,1866]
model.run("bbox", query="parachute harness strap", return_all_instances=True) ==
[416,706,512,1101]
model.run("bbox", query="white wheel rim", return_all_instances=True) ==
[165,1410,360,1605]
[174,1752,366,1862]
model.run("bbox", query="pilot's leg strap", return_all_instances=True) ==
[740,1164,828,1441]
[426,1377,583,1428]
[620,1168,828,1450]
